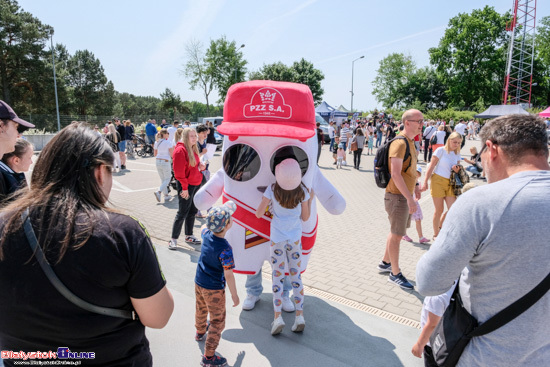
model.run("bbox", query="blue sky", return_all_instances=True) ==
[18,0,550,112]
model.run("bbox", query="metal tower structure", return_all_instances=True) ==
[502,0,537,106]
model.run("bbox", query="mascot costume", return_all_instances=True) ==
[194,80,345,275]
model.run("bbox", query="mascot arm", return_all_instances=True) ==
[312,170,346,215]
[194,169,224,210]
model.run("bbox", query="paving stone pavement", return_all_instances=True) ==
[109,136,486,324]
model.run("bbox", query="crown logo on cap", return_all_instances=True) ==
[260,90,277,103]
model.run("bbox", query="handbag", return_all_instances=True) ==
[429,272,550,366]
[350,139,358,152]
[21,210,137,320]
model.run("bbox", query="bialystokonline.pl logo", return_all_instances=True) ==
[2,347,94,365]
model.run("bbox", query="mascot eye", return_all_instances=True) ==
[270,146,308,177]
[223,144,261,182]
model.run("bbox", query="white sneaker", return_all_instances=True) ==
[168,239,177,250]
[282,296,295,312]
[271,316,285,335]
[291,315,305,332]
[242,294,260,311]
[164,194,172,201]
[154,191,161,202]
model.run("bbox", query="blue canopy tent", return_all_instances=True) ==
[315,101,348,123]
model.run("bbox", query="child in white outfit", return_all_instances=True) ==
[402,167,430,243]
[256,158,315,336]
[412,281,457,367]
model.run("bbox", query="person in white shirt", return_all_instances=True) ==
[467,120,475,140]
[328,121,336,151]
[420,132,463,239]
[153,129,175,202]
[422,121,437,162]
[167,121,180,143]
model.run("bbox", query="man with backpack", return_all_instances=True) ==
[422,121,436,162]
[377,109,423,290]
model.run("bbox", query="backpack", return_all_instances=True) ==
[430,132,438,146]
[374,136,411,189]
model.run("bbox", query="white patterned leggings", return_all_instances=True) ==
[270,239,304,313]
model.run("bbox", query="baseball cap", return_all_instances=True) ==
[0,100,34,129]
[275,158,301,191]
[217,80,316,140]
[206,201,237,233]
[416,166,422,173]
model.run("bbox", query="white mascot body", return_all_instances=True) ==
[194,80,345,275]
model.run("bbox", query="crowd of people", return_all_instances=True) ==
[1,96,549,367]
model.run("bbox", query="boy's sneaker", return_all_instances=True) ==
[282,296,295,312]
[168,239,177,250]
[419,237,430,244]
[154,191,161,202]
[242,294,260,310]
[377,261,392,273]
[388,272,414,290]
[271,316,285,335]
[291,315,305,332]
[195,321,210,341]
[200,355,227,367]
[402,235,413,242]
[185,235,201,245]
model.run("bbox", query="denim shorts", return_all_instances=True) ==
[118,140,127,152]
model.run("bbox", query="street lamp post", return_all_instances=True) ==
[234,44,245,81]
[351,55,364,114]
[50,31,61,132]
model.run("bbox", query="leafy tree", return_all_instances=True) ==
[249,62,297,82]
[66,50,109,115]
[249,59,324,104]
[372,53,416,108]
[429,6,509,107]
[0,0,52,108]
[291,58,324,104]
[533,16,550,106]
[205,36,247,103]
[160,88,189,119]
[183,39,215,115]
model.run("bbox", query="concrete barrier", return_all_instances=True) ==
[25,134,57,151]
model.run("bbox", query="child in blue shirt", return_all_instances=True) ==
[195,201,239,367]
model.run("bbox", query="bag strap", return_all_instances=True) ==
[468,271,550,337]
[21,210,137,320]
[393,136,412,173]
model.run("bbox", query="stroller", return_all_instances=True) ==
[167,169,179,196]
[135,135,154,157]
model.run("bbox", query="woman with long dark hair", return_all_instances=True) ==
[0,122,174,367]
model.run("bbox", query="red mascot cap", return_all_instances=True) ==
[217,80,316,140]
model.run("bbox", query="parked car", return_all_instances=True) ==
[316,113,331,143]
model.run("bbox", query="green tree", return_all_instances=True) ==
[183,39,215,115]
[0,0,52,108]
[429,6,509,107]
[290,58,324,104]
[249,59,324,104]
[66,50,109,115]
[160,88,189,119]
[372,53,416,108]
[249,62,297,82]
[533,16,550,106]
[205,36,247,102]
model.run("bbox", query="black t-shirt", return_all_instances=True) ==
[116,124,126,142]
[316,127,324,143]
[206,128,216,144]
[0,211,166,366]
